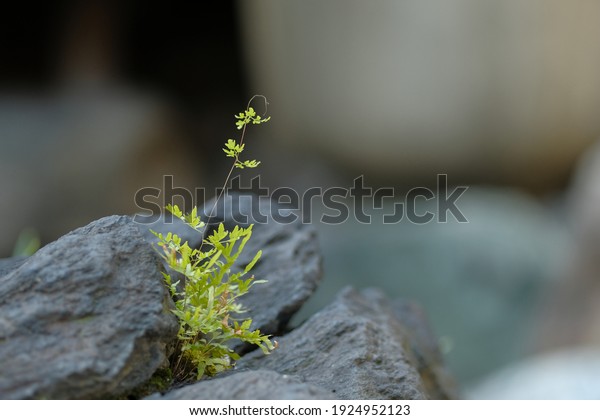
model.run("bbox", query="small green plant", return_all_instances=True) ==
[152,96,274,381]
[12,227,40,257]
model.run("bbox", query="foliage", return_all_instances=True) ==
[12,227,40,257]
[224,106,270,168]
[151,96,274,381]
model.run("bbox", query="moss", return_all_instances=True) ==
[126,367,173,399]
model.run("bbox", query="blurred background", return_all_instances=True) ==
[2,0,600,398]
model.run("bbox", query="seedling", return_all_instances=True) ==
[152,96,274,380]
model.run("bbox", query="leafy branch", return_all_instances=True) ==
[207,95,270,226]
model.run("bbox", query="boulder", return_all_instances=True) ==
[226,202,322,336]
[138,193,323,336]
[0,216,179,399]
[1,204,455,400]
[308,187,569,384]
[236,287,457,399]
[392,298,458,399]
[151,369,336,400]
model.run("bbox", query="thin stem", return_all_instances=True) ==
[202,95,269,243]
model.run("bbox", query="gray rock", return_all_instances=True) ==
[208,193,322,336]
[235,214,321,336]
[151,369,336,400]
[200,192,287,232]
[237,287,453,399]
[0,256,28,277]
[302,187,570,385]
[391,298,458,399]
[136,193,322,336]
[0,215,179,399]
[137,215,204,250]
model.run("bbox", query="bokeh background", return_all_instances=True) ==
[2,0,600,398]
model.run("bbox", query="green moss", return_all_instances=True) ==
[126,367,173,399]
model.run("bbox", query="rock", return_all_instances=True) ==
[303,187,569,384]
[202,193,322,336]
[0,215,179,399]
[392,298,458,399]
[237,287,456,399]
[136,193,322,336]
[137,215,204,250]
[235,216,321,336]
[0,256,28,277]
[151,369,336,400]
[199,192,285,232]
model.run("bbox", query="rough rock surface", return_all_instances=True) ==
[236,287,456,399]
[150,369,336,400]
[236,221,321,336]
[391,299,458,399]
[0,256,27,277]
[0,216,179,399]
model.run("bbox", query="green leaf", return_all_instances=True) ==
[244,250,262,273]
[241,319,252,330]
[166,204,183,219]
